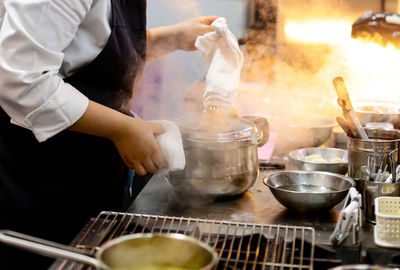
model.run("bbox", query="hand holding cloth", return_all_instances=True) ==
[195,17,244,109]
[152,120,185,176]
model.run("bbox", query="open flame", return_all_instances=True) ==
[283,19,400,103]
[341,39,400,101]
[285,19,352,45]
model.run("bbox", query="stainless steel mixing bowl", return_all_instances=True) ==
[264,171,355,212]
[289,147,348,175]
[269,114,337,156]
[353,99,400,129]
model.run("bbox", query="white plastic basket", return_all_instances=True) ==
[374,196,400,248]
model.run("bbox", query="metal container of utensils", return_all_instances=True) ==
[357,180,400,223]
[348,128,400,223]
[348,128,400,180]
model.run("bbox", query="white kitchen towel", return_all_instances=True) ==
[152,120,185,176]
[195,17,244,109]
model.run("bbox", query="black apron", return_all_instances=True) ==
[0,0,147,268]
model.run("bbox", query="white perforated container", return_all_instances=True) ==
[374,196,400,248]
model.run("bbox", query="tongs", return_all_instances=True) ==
[333,77,369,140]
[329,187,362,246]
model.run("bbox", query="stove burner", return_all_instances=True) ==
[212,233,312,269]
[49,211,315,270]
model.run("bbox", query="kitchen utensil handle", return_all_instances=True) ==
[333,77,353,110]
[336,116,354,137]
[348,110,369,140]
[0,230,103,268]
[333,77,368,140]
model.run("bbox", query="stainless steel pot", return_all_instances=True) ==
[0,231,218,270]
[167,112,268,197]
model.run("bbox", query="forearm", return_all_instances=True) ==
[68,100,166,176]
[146,16,217,61]
[68,100,130,141]
[146,25,180,61]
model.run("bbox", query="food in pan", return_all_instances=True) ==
[330,157,347,163]
[304,154,327,163]
[304,154,346,163]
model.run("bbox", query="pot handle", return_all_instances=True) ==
[0,230,105,269]
[242,116,270,147]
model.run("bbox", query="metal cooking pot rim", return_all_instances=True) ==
[263,170,355,194]
[349,127,400,142]
[353,99,400,115]
[97,233,219,269]
[176,115,258,143]
[0,230,219,270]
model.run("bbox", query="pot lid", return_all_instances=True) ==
[175,113,258,143]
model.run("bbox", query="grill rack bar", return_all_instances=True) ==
[50,211,315,270]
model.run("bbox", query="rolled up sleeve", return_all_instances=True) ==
[0,0,93,142]
[23,79,89,142]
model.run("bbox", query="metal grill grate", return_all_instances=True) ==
[51,211,315,270]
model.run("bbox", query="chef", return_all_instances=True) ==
[0,0,216,268]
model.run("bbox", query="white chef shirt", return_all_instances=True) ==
[0,0,112,142]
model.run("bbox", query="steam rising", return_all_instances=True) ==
[240,0,400,155]
[133,0,400,156]
[239,0,400,124]
[168,0,201,17]
[131,0,204,120]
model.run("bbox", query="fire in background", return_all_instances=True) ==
[239,0,400,119]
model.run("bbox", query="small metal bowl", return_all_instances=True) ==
[289,147,348,175]
[354,99,400,129]
[264,171,355,212]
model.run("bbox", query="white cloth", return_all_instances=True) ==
[0,0,112,142]
[195,17,244,109]
[152,120,186,175]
